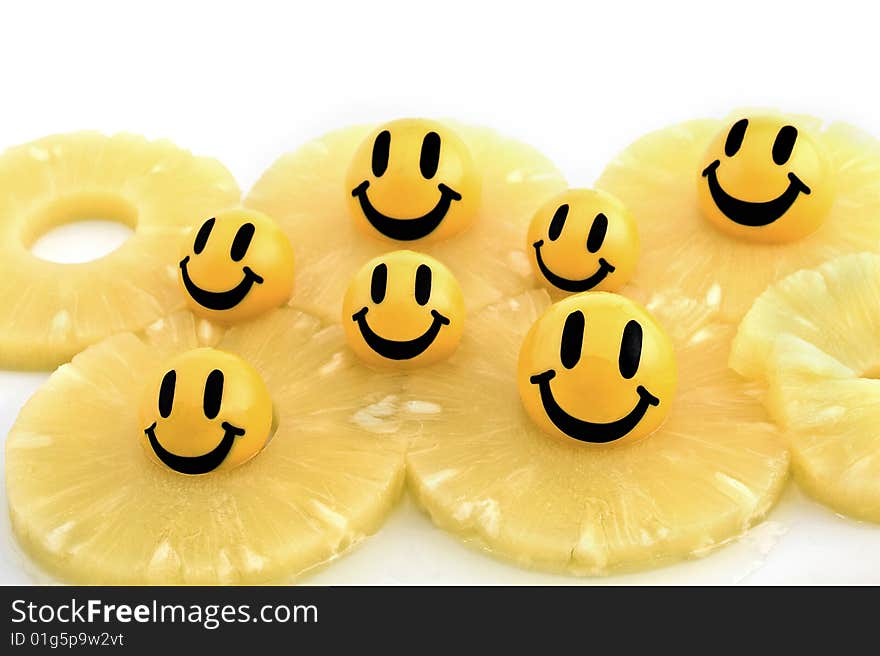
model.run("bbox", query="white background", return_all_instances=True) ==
[1,0,879,584]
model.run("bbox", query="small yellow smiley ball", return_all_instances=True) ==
[518,292,676,446]
[527,188,639,294]
[698,115,835,244]
[345,119,482,244]
[179,208,294,324]
[138,348,273,475]
[343,250,465,369]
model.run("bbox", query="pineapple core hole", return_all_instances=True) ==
[25,193,138,264]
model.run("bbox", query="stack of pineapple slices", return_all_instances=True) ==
[6,310,407,584]
[246,123,566,323]
[597,111,880,321]
[0,132,240,369]
[404,290,789,574]
[732,253,880,523]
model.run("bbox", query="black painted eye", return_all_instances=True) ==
[560,310,585,370]
[158,370,176,418]
[772,125,798,165]
[548,204,569,241]
[420,132,441,179]
[586,213,608,253]
[193,218,215,255]
[203,369,224,420]
[371,263,388,304]
[372,130,391,177]
[619,320,643,380]
[725,118,749,157]
[415,264,432,306]
[230,223,255,262]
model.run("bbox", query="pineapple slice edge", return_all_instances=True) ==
[734,252,880,523]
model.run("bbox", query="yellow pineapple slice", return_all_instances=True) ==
[731,253,880,382]
[403,290,788,574]
[731,253,880,522]
[597,111,880,322]
[0,132,240,370]
[245,122,566,323]
[6,309,407,584]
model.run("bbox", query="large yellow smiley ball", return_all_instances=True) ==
[179,208,294,324]
[138,348,273,475]
[527,188,639,294]
[698,115,835,243]
[343,250,465,369]
[518,292,676,446]
[345,119,482,244]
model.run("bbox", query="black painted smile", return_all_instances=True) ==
[529,370,659,443]
[179,255,264,310]
[352,306,450,360]
[351,180,462,241]
[144,421,245,475]
[702,159,811,227]
[532,240,615,292]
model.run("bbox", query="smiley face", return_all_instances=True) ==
[138,348,272,475]
[343,250,464,368]
[179,208,294,323]
[527,189,639,294]
[518,293,676,445]
[698,116,835,243]
[345,119,481,244]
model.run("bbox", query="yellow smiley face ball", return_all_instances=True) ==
[343,250,464,369]
[345,119,482,244]
[518,292,676,446]
[527,188,639,294]
[698,115,835,243]
[138,348,273,475]
[179,208,294,324]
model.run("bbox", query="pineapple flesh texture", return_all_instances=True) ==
[404,290,789,575]
[6,309,407,584]
[245,123,566,324]
[597,112,880,323]
[0,132,240,370]
[732,253,880,522]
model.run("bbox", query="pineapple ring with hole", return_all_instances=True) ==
[403,290,789,575]
[0,132,240,370]
[6,309,407,584]
[731,253,880,522]
[245,121,567,323]
[596,110,880,322]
